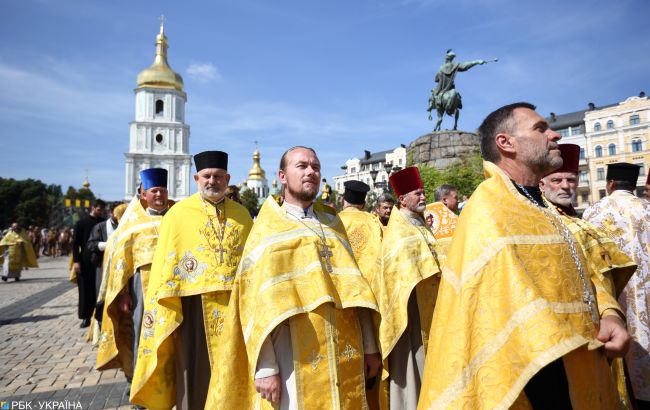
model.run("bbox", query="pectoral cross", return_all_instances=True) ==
[320,243,333,273]
[216,246,227,264]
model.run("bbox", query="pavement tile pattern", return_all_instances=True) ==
[0,257,132,409]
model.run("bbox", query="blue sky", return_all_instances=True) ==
[1,0,648,199]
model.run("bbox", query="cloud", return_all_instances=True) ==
[186,63,222,83]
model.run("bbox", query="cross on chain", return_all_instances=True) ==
[320,243,333,273]
[215,246,227,264]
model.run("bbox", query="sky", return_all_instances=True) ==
[1,0,649,200]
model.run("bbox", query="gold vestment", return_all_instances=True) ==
[418,161,622,410]
[129,194,253,410]
[206,198,378,409]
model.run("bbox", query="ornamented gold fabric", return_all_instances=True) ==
[375,209,442,366]
[206,197,378,409]
[96,197,164,375]
[0,230,38,271]
[418,162,620,410]
[338,207,383,284]
[584,190,650,401]
[129,194,253,410]
[425,201,457,239]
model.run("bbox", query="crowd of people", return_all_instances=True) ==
[3,101,649,409]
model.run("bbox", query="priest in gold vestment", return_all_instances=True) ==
[419,103,630,409]
[96,168,170,384]
[541,144,637,408]
[129,152,253,410]
[207,147,380,409]
[1,223,38,281]
[584,162,650,407]
[373,166,442,410]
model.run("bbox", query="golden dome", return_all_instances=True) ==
[136,21,184,91]
[247,147,266,180]
[82,178,90,189]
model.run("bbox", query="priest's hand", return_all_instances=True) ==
[364,353,382,379]
[597,314,630,358]
[255,374,281,403]
[73,262,81,273]
[117,293,132,313]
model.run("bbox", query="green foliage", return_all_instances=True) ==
[240,189,259,217]
[0,178,63,228]
[64,185,95,201]
[419,152,484,203]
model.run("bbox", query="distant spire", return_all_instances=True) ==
[82,169,90,189]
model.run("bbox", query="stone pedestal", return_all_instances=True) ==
[408,130,480,169]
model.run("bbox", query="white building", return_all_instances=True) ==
[242,146,269,203]
[124,21,192,200]
[333,145,407,195]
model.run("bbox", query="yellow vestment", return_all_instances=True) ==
[129,194,253,410]
[206,198,378,409]
[418,162,622,410]
[0,230,38,272]
[376,209,442,365]
[557,210,636,408]
[96,196,165,375]
[338,207,383,284]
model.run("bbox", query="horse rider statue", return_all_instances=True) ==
[428,49,497,131]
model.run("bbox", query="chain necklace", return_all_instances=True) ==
[286,209,334,273]
[200,197,228,264]
[516,184,600,326]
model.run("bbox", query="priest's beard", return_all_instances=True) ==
[286,184,317,203]
[201,186,226,203]
[543,187,576,207]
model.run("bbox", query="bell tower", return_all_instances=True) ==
[125,17,192,200]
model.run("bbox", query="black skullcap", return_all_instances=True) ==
[194,151,228,172]
[606,162,640,184]
[344,180,370,205]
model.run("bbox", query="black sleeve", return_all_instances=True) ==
[72,221,83,263]
[86,223,102,254]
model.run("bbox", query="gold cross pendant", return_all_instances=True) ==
[320,243,333,273]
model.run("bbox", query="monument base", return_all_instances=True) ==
[408,130,480,169]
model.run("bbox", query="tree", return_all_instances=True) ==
[240,189,259,218]
[418,152,484,203]
[0,178,63,228]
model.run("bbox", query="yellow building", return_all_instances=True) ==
[584,94,650,202]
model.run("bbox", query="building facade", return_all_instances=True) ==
[333,145,407,196]
[547,93,649,211]
[124,22,192,200]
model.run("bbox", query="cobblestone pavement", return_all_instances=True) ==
[0,257,132,409]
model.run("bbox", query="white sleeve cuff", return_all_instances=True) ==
[255,335,279,379]
[358,308,379,354]
[98,242,106,251]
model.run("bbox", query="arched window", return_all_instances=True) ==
[594,122,601,131]
[595,145,603,158]
[608,143,616,156]
[606,120,614,129]
[632,139,643,152]
[155,100,164,115]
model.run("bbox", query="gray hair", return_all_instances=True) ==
[434,184,457,201]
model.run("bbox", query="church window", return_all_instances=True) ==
[608,143,616,156]
[156,100,164,115]
[630,114,640,125]
[632,139,643,152]
[606,120,614,129]
[155,134,163,144]
[594,122,601,131]
[594,145,603,157]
